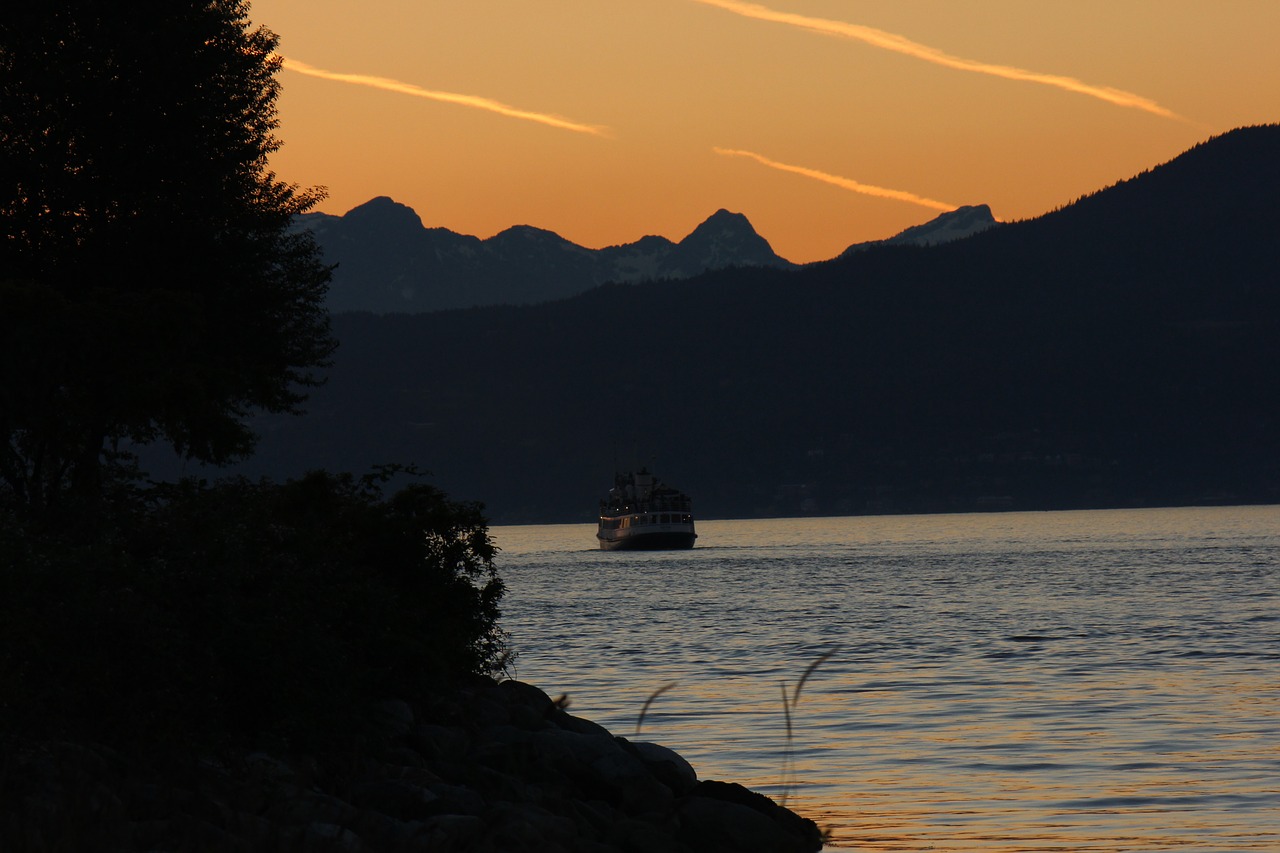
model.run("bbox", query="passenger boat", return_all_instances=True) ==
[597,469,697,551]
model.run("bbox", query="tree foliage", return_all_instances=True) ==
[0,469,510,747]
[0,1,335,523]
[0,5,514,750]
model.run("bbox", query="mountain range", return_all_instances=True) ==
[301,199,999,314]
[204,125,1279,524]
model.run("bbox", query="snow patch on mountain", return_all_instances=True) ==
[301,200,796,313]
[841,204,1000,257]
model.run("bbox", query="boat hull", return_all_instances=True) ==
[597,529,698,551]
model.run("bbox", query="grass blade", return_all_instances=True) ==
[792,647,839,707]
[635,682,678,736]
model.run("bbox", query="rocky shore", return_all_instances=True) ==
[3,676,825,852]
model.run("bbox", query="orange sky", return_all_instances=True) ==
[254,1,1278,263]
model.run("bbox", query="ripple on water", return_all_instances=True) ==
[494,507,1280,851]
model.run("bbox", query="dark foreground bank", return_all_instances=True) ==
[2,676,824,852]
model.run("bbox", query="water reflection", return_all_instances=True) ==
[492,507,1280,851]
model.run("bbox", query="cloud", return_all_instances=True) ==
[692,0,1183,121]
[279,56,611,137]
[714,147,956,211]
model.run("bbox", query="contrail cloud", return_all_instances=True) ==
[714,147,956,212]
[279,56,610,137]
[692,0,1182,121]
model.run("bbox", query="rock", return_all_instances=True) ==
[554,711,615,738]
[629,740,699,795]
[486,799,578,845]
[611,816,690,853]
[403,813,484,848]
[262,791,358,827]
[497,679,557,713]
[424,781,486,816]
[409,723,470,761]
[371,699,415,738]
[464,693,512,727]
[532,727,619,765]
[590,750,674,814]
[380,743,430,769]
[227,812,276,848]
[348,778,441,820]
[680,793,807,853]
[302,821,365,852]
[345,809,407,849]
[1,684,823,853]
[684,781,823,852]
[501,679,578,730]
[244,751,303,788]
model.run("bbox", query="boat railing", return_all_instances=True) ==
[600,496,693,516]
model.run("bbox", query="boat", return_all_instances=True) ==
[597,469,697,551]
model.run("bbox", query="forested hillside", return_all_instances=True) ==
[237,126,1280,522]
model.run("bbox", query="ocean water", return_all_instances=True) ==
[489,506,1280,851]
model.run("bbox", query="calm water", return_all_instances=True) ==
[489,506,1280,852]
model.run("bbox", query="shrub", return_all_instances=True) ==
[0,468,509,749]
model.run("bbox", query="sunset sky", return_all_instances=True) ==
[255,1,1279,264]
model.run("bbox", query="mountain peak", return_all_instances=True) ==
[885,204,999,247]
[841,204,1000,256]
[342,196,425,232]
[707,207,751,224]
[490,224,567,242]
[662,209,794,276]
[686,208,756,239]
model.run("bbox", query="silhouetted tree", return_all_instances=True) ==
[0,1,334,527]
[0,466,511,746]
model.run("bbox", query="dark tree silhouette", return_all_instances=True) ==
[0,1,335,524]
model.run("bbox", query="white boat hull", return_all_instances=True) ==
[597,524,697,551]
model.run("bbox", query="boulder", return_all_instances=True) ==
[1,684,824,853]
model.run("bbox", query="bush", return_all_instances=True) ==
[0,468,509,749]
